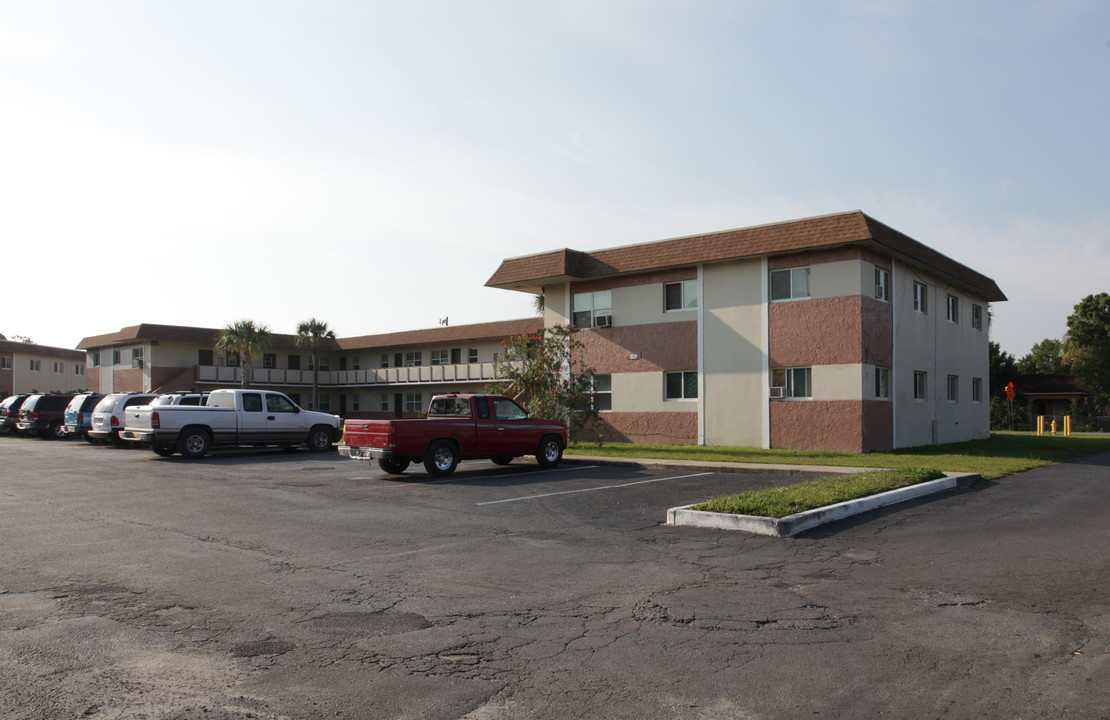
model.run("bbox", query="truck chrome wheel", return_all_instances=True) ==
[536,436,563,467]
[423,440,459,477]
[179,429,210,458]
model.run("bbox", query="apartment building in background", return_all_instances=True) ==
[0,339,87,395]
[486,210,1006,452]
[76,319,539,417]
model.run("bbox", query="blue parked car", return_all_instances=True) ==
[64,393,105,441]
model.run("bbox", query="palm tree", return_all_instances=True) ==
[215,320,272,388]
[296,318,336,410]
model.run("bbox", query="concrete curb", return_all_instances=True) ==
[666,472,980,537]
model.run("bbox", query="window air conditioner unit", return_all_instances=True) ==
[131,358,144,368]
[769,386,785,399]
[594,315,612,328]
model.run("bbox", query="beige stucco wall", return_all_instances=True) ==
[701,259,765,448]
[609,372,697,413]
[893,262,990,447]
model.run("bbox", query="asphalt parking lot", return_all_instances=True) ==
[2,436,1109,720]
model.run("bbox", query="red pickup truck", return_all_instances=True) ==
[339,394,568,477]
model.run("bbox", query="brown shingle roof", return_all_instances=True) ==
[338,318,542,351]
[0,340,85,360]
[486,210,1006,302]
[77,323,330,351]
[77,319,542,354]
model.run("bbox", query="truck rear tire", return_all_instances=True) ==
[424,440,459,477]
[536,435,563,468]
[307,426,333,452]
[178,428,211,458]
[378,458,411,474]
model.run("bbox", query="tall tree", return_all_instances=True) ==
[215,320,272,388]
[1063,293,1110,410]
[487,324,599,440]
[1017,338,1067,375]
[989,341,1017,396]
[296,318,336,410]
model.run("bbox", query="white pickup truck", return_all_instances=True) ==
[120,388,342,458]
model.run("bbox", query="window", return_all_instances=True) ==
[112,350,121,365]
[404,351,422,367]
[875,268,890,302]
[352,394,360,412]
[132,347,143,363]
[946,294,959,323]
[318,357,331,371]
[770,267,811,301]
[771,367,812,398]
[947,375,959,402]
[875,367,890,399]
[242,393,263,412]
[198,349,213,366]
[1,357,11,370]
[913,282,928,314]
[226,352,240,367]
[29,359,41,372]
[665,371,698,400]
[263,353,276,369]
[90,352,100,367]
[317,395,330,412]
[972,377,983,403]
[914,371,928,400]
[53,362,63,373]
[381,354,390,368]
[265,394,297,413]
[972,304,983,331]
[430,349,449,366]
[405,392,423,413]
[664,280,698,311]
[492,398,528,420]
[75,364,84,376]
[380,393,390,412]
[288,354,301,370]
[572,290,612,328]
[353,356,361,371]
[468,348,479,363]
[591,374,612,411]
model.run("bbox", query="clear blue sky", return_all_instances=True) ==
[2,1,1107,359]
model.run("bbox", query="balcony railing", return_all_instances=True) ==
[196,362,504,387]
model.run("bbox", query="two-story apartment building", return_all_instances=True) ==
[77,319,540,416]
[486,210,1006,452]
[0,339,87,395]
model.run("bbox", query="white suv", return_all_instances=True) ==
[88,393,159,444]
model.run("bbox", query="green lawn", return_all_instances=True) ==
[567,433,1110,480]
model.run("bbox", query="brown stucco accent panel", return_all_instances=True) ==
[770,400,867,453]
[576,411,698,445]
[112,368,145,393]
[570,268,697,294]
[151,366,198,393]
[576,321,697,374]
[769,297,865,367]
[861,297,893,366]
[861,400,893,452]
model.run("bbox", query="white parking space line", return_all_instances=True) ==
[348,465,601,486]
[475,472,714,506]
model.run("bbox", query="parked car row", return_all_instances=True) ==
[0,389,341,458]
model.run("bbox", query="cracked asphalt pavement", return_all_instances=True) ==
[1,438,1109,719]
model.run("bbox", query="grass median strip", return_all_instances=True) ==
[568,434,1110,480]
[691,467,946,519]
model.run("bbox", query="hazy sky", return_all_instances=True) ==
[2,1,1107,358]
